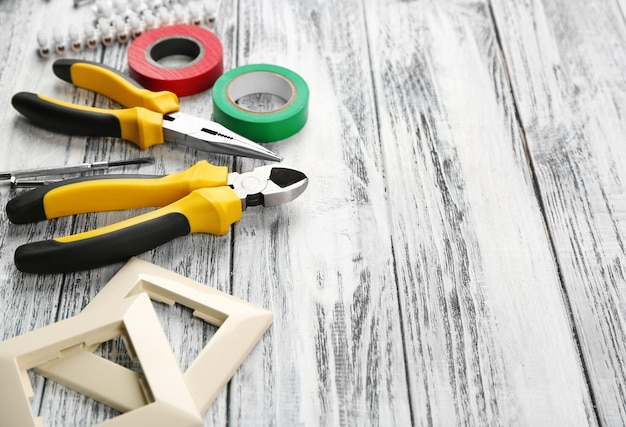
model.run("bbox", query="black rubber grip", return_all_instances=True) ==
[6,174,157,224]
[11,92,122,138]
[52,58,78,84]
[14,212,191,274]
[6,185,50,224]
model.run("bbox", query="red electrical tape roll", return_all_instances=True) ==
[128,25,223,97]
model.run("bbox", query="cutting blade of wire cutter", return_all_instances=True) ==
[10,59,282,162]
[228,165,308,210]
[7,161,308,273]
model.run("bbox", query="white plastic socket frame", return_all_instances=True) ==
[0,293,203,427]
[35,257,273,415]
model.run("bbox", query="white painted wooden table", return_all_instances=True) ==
[1,0,625,425]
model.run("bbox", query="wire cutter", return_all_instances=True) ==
[6,160,307,273]
[11,59,282,162]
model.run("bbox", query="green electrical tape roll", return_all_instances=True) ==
[212,64,309,143]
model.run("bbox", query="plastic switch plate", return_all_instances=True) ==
[0,293,203,427]
[36,257,273,414]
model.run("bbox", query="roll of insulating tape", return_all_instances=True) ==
[128,24,223,96]
[212,64,309,143]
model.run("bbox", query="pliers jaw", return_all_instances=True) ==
[228,165,308,210]
[162,112,282,162]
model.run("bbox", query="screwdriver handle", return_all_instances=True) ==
[12,92,165,150]
[53,59,180,114]
[14,187,243,274]
[6,161,229,224]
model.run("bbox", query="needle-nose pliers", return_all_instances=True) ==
[6,160,307,273]
[11,59,281,162]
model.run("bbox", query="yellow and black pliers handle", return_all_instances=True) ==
[7,161,241,273]
[11,59,179,150]
[14,186,243,274]
[6,161,229,223]
[7,161,309,273]
[12,59,282,161]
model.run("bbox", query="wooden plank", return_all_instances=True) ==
[0,1,237,425]
[365,0,596,424]
[1,0,620,425]
[0,1,97,421]
[229,0,412,425]
[491,0,626,424]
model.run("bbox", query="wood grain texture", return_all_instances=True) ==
[230,0,411,425]
[491,0,626,424]
[365,0,595,425]
[1,0,626,425]
[0,2,238,425]
[0,2,96,422]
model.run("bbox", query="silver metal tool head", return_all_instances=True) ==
[228,165,308,210]
[162,112,282,162]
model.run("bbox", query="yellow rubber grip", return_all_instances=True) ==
[55,186,243,243]
[43,161,229,218]
[68,61,180,114]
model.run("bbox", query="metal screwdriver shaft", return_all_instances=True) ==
[0,157,155,182]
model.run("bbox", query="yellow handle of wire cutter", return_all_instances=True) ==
[58,186,243,242]
[53,59,180,114]
[6,161,229,224]
[14,186,243,273]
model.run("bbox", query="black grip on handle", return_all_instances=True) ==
[6,185,51,224]
[52,59,85,84]
[6,174,157,224]
[11,92,122,138]
[14,212,191,274]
